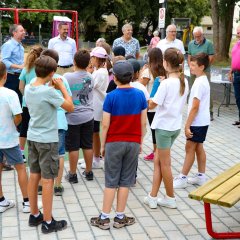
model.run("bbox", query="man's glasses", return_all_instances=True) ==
[168,31,177,33]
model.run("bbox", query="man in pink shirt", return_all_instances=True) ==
[229,25,240,126]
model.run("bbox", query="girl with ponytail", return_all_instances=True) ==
[144,47,189,209]
[19,45,43,161]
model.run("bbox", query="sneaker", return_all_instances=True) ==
[157,195,177,209]
[188,173,206,186]
[28,211,43,226]
[173,175,188,189]
[54,185,64,196]
[0,199,15,213]
[23,201,43,213]
[81,170,94,181]
[65,172,78,184]
[144,152,154,161]
[143,193,157,209]
[90,215,110,230]
[38,185,42,195]
[41,218,67,234]
[2,164,14,171]
[80,160,103,169]
[113,215,135,229]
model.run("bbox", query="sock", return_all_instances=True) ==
[100,212,110,220]
[23,198,29,202]
[116,212,124,219]
[198,172,205,177]
[94,156,100,163]
[149,193,157,199]
[180,173,187,179]
[46,220,52,224]
[33,212,40,218]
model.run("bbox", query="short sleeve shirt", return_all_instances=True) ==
[151,77,189,131]
[188,75,210,126]
[157,38,185,54]
[19,67,36,107]
[188,39,214,72]
[112,37,140,57]
[0,87,22,148]
[25,84,64,143]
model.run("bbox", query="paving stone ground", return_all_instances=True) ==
[0,102,239,240]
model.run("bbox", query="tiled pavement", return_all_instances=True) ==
[1,103,240,240]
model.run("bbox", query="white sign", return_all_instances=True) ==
[159,0,165,3]
[158,8,166,29]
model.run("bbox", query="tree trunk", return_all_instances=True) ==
[211,0,236,60]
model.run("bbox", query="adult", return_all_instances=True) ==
[229,25,240,126]
[145,30,152,46]
[157,24,185,55]
[188,26,215,120]
[1,24,25,105]
[96,38,106,47]
[112,23,140,59]
[48,21,77,75]
[149,30,160,49]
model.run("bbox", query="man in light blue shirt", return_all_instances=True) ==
[1,24,25,104]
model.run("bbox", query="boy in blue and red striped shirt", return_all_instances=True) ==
[90,60,147,230]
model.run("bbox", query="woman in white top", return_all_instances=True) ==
[144,48,189,209]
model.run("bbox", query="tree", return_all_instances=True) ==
[210,0,236,60]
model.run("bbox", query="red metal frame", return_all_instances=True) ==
[0,8,78,48]
[204,203,240,239]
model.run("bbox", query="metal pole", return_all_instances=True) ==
[160,0,167,39]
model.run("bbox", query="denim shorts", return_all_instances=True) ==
[27,140,59,179]
[104,142,140,188]
[58,129,66,157]
[0,145,23,165]
[155,129,181,149]
[188,126,208,143]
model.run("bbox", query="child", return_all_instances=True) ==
[143,48,189,209]
[64,49,94,182]
[80,47,109,169]
[25,56,74,233]
[0,61,30,213]
[174,53,210,188]
[144,48,166,161]
[90,60,147,230]
[19,45,43,162]
[38,49,72,196]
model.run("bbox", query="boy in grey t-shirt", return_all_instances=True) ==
[25,56,74,234]
[64,49,94,182]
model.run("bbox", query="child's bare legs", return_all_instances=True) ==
[68,151,79,174]
[159,148,174,197]
[14,163,28,198]
[150,151,162,197]
[54,157,64,186]
[196,143,206,173]
[116,187,129,212]
[93,132,101,158]
[182,141,198,176]
[42,178,54,221]
[82,149,93,173]
[28,173,41,215]
[102,188,116,213]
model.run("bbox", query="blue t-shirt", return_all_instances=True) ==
[25,84,64,143]
[19,67,36,107]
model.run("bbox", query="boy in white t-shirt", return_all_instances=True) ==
[174,53,210,189]
[0,62,30,213]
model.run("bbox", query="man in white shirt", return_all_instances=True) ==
[48,22,77,75]
[157,24,185,55]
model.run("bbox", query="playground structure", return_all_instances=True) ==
[0,8,79,48]
[171,18,194,50]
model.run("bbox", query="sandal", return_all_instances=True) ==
[232,121,240,125]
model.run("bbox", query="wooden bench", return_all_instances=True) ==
[189,163,240,239]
